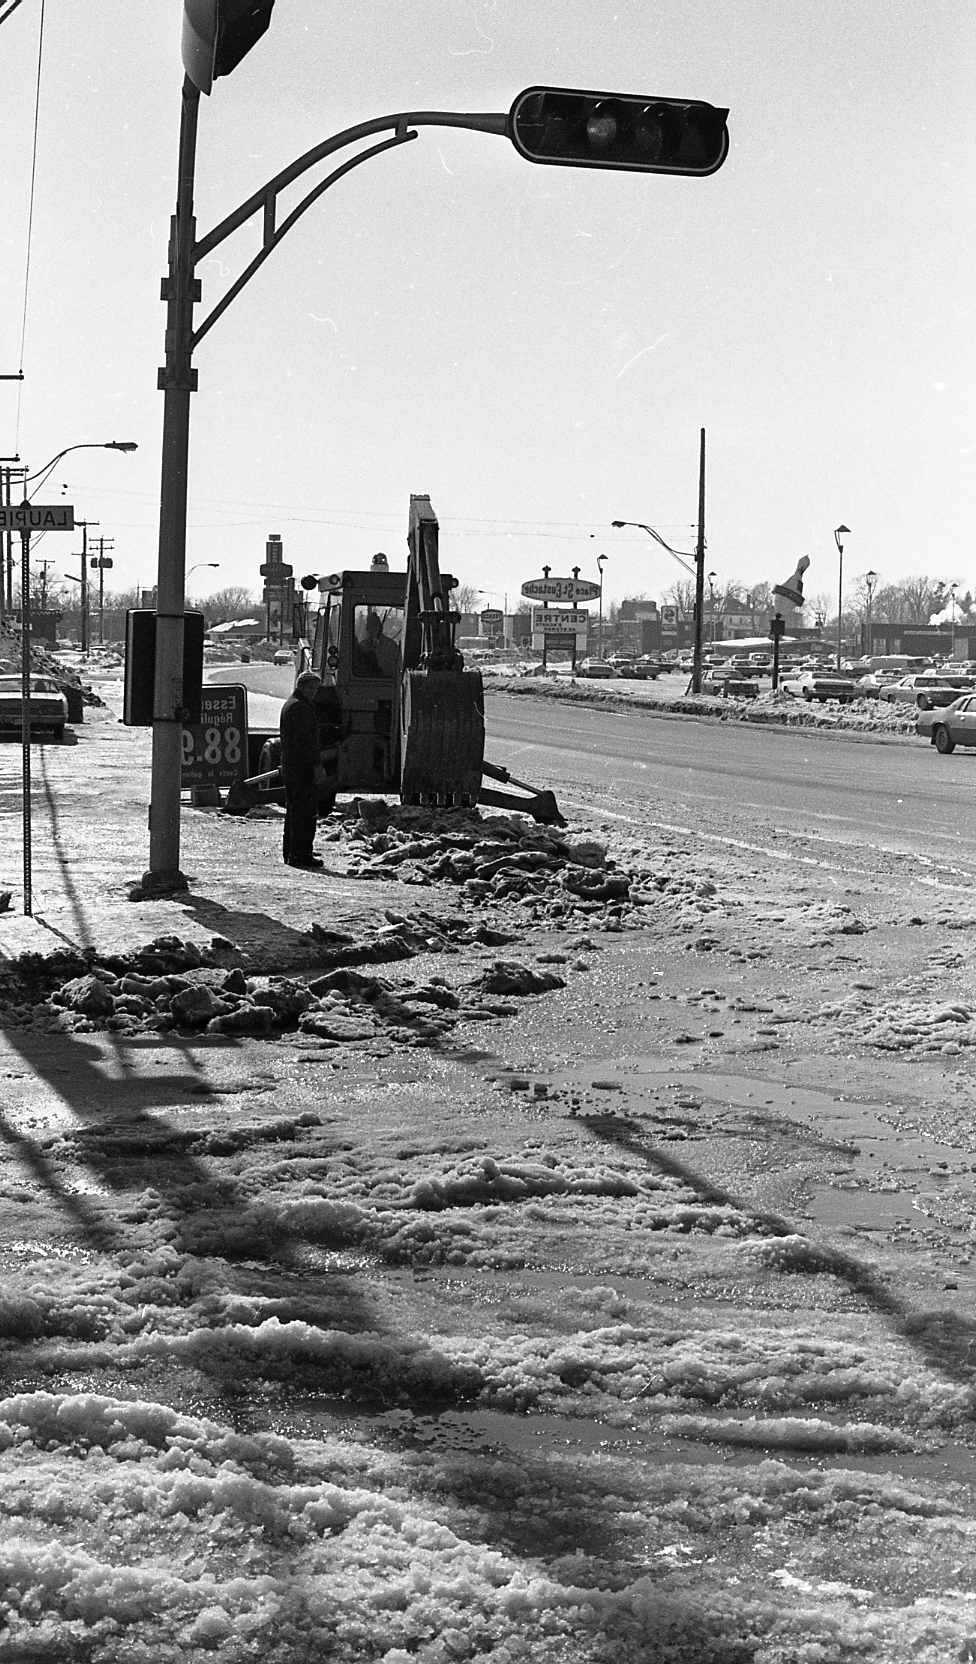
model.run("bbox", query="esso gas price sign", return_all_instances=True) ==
[181,686,248,787]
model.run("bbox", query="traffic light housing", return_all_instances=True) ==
[509,86,729,177]
[124,610,204,726]
[182,0,276,96]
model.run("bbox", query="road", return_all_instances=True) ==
[486,690,976,891]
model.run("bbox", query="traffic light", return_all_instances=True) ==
[182,0,276,96]
[509,86,729,177]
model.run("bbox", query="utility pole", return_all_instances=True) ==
[71,520,98,653]
[692,428,706,695]
[90,536,115,644]
[37,559,55,612]
[0,461,27,619]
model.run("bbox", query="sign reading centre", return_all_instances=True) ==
[521,576,601,603]
[0,504,75,533]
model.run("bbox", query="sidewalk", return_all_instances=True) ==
[0,690,394,969]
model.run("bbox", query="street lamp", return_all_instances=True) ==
[707,570,717,645]
[12,439,136,917]
[864,569,877,657]
[612,431,708,691]
[596,554,608,659]
[834,525,850,671]
[187,562,219,589]
[29,443,137,656]
[950,581,959,660]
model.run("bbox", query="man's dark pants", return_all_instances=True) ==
[282,773,318,865]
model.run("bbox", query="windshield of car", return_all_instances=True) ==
[0,675,59,693]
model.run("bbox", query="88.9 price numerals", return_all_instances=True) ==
[182,725,242,769]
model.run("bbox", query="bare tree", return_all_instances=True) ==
[197,585,257,621]
[897,575,943,624]
[662,579,696,618]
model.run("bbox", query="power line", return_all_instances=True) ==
[13,0,46,445]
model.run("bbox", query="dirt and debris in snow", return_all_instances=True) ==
[6,777,976,1656]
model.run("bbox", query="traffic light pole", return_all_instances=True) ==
[143,97,508,890]
[144,76,200,894]
[143,79,725,888]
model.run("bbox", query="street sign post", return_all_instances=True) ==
[521,576,600,603]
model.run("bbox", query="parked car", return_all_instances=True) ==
[0,674,69,741]
[616,656,661,679]
[576,659,618,678]
[878,673,974,710]
[917,694,976,753]
[779,668,859,703]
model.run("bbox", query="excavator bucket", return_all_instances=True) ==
[478,760,565,825]
[399,668,485,807]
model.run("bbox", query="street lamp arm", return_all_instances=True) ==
[25,441,138,498]
[191,110,508,350]
[611,518,697,575]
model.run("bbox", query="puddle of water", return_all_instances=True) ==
[261,1395,976,1489]
[550,1058,976,1239]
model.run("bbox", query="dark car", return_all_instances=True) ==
[617,656,661,679]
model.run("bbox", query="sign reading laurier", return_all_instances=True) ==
[0,504,75,532]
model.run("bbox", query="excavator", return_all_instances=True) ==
[243,494,562,824]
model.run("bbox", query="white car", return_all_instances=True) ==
[779,668,858,703]
[0,674,69,741]
[576,659,618,678]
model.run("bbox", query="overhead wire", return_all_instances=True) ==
[12,0,46,447]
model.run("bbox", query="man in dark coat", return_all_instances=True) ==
[279,671,325,868]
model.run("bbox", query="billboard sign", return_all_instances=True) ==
[181,685,248,788]
[531,607,589,632]
[521,576,600,603]
[661,605,679,630]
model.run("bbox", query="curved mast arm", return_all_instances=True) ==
[191,110,509,347]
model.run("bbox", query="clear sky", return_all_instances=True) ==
[1,0,973,614]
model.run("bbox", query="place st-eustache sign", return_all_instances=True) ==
[0,504,75,533]
[521,576,601,603]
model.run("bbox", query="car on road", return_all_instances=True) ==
[917,694,976,753]
[779,668,859,703]
[0,674,69,741]
[576,659,618,678]
[272,649,294,666]
[878,672,975,710]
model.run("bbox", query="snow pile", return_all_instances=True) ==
[3,1388,975,1662]
[493,673,923,736]
[0,928,572,1048]
[332,806,642,919]
[658,1412,919,1453]
[815,989,976,1057]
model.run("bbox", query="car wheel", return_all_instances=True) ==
[802,690,814,701]
[916,694,931,711]
[53,725,65,743]
[934,726,955,755]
